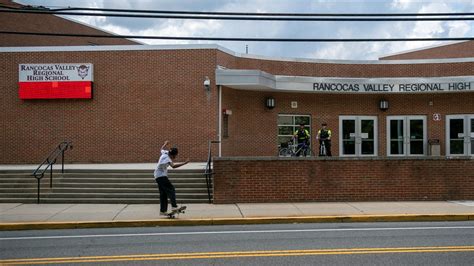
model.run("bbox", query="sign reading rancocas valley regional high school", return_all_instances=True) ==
[277,76,474,93]
[215,69,474,94]
[19,63,93,99]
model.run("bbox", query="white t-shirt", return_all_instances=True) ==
[154,150,172,179]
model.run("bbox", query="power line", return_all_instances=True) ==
[1,31,472,42]
[45,7,474,17]
[2,4,472,17]
[0,9,473,21]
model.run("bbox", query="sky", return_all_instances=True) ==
[16,0,474,60]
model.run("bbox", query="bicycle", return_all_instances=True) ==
[279,138,314,157]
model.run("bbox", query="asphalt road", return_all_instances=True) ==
[1,221,473,265]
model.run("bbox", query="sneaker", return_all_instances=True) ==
[160,212,168,216]
[171,206,179,212]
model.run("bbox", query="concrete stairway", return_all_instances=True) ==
[0,169,212,204]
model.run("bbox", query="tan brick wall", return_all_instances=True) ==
[213,158,474,203]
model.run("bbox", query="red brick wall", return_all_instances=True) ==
[0,49,218,163]
[213,158,474,203]
[1,47,473,163]
[380,41,474,60]
[0,0,138,47]
[220,88,474,157]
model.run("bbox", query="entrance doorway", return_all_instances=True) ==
[339,116,377,156]
[446,115,474,156]
[387,116,427,156]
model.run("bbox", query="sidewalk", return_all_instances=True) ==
[1,201,473,231]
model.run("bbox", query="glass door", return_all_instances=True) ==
[471,117,474,155]
[339,116,377,156]
[408,118,425,155]
[387,116,427,156]
[446,115,474,156]
[388,118,404,155]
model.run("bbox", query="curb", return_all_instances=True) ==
[1,214,473,231]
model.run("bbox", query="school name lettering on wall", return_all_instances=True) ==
[216,69,474,94]
[312,82,472,93]
[19,63,94,99]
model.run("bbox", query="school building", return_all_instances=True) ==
[1,42,473,164]
[0,0,472,203]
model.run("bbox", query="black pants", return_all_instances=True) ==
[319,140,332,156]
[156,176,177,213]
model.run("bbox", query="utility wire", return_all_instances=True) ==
[1,31,472,42]
[1,4,472,17]
[0,9,473,21]
[44,7,474,17]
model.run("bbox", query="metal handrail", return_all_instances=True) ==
[32,141,72,203]
[204,140,220,203]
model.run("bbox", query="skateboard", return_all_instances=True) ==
[167,206,187,219]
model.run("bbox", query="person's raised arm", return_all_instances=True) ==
[161,140,169,151]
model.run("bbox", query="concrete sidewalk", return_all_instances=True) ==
[1,201,473,230]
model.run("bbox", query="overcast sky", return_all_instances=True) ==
[17,0,473,60]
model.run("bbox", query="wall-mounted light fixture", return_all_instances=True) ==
[204,76,210,91]
[379,99,389,111]
[265,97,275,109]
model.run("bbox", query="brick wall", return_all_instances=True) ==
[0,0,139,47]
[380,41,474,60]
[220,88,474,157]
[213,157,474,203]
[1,47,473,163]
[0,49,218,163]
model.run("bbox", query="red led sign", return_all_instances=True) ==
[19,64,93,99]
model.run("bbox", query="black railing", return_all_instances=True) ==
[32,141,73,203]
[204,140,220,203]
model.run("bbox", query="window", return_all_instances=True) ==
[387,116,427,156]
[339,116,377,156]
[446,115,474,156]
[277,114,311,149]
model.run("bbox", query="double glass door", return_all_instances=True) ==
[339,116,377,156]
[387,116,427,156]
[446,115,474,156]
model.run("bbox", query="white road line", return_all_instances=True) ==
[1,226,474,241]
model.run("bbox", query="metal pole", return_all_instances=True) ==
[37,178,40,204]
[61,149,65,173]
[50,164,53,188]
[206,140,212,203]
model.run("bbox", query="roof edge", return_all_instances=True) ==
[1,44,474,65]
[378,41,470,59]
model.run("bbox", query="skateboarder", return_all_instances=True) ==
[154,140,189,216]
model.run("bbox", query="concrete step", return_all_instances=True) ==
[54,182,209,188]
[0,168,213,204]
[0,192,211,199]
[55,178,208,184]
[0,177,208,183]
[60,173,205,178]
[0,198,210,204]
[0,187,210,193]
[0,169,204,174]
